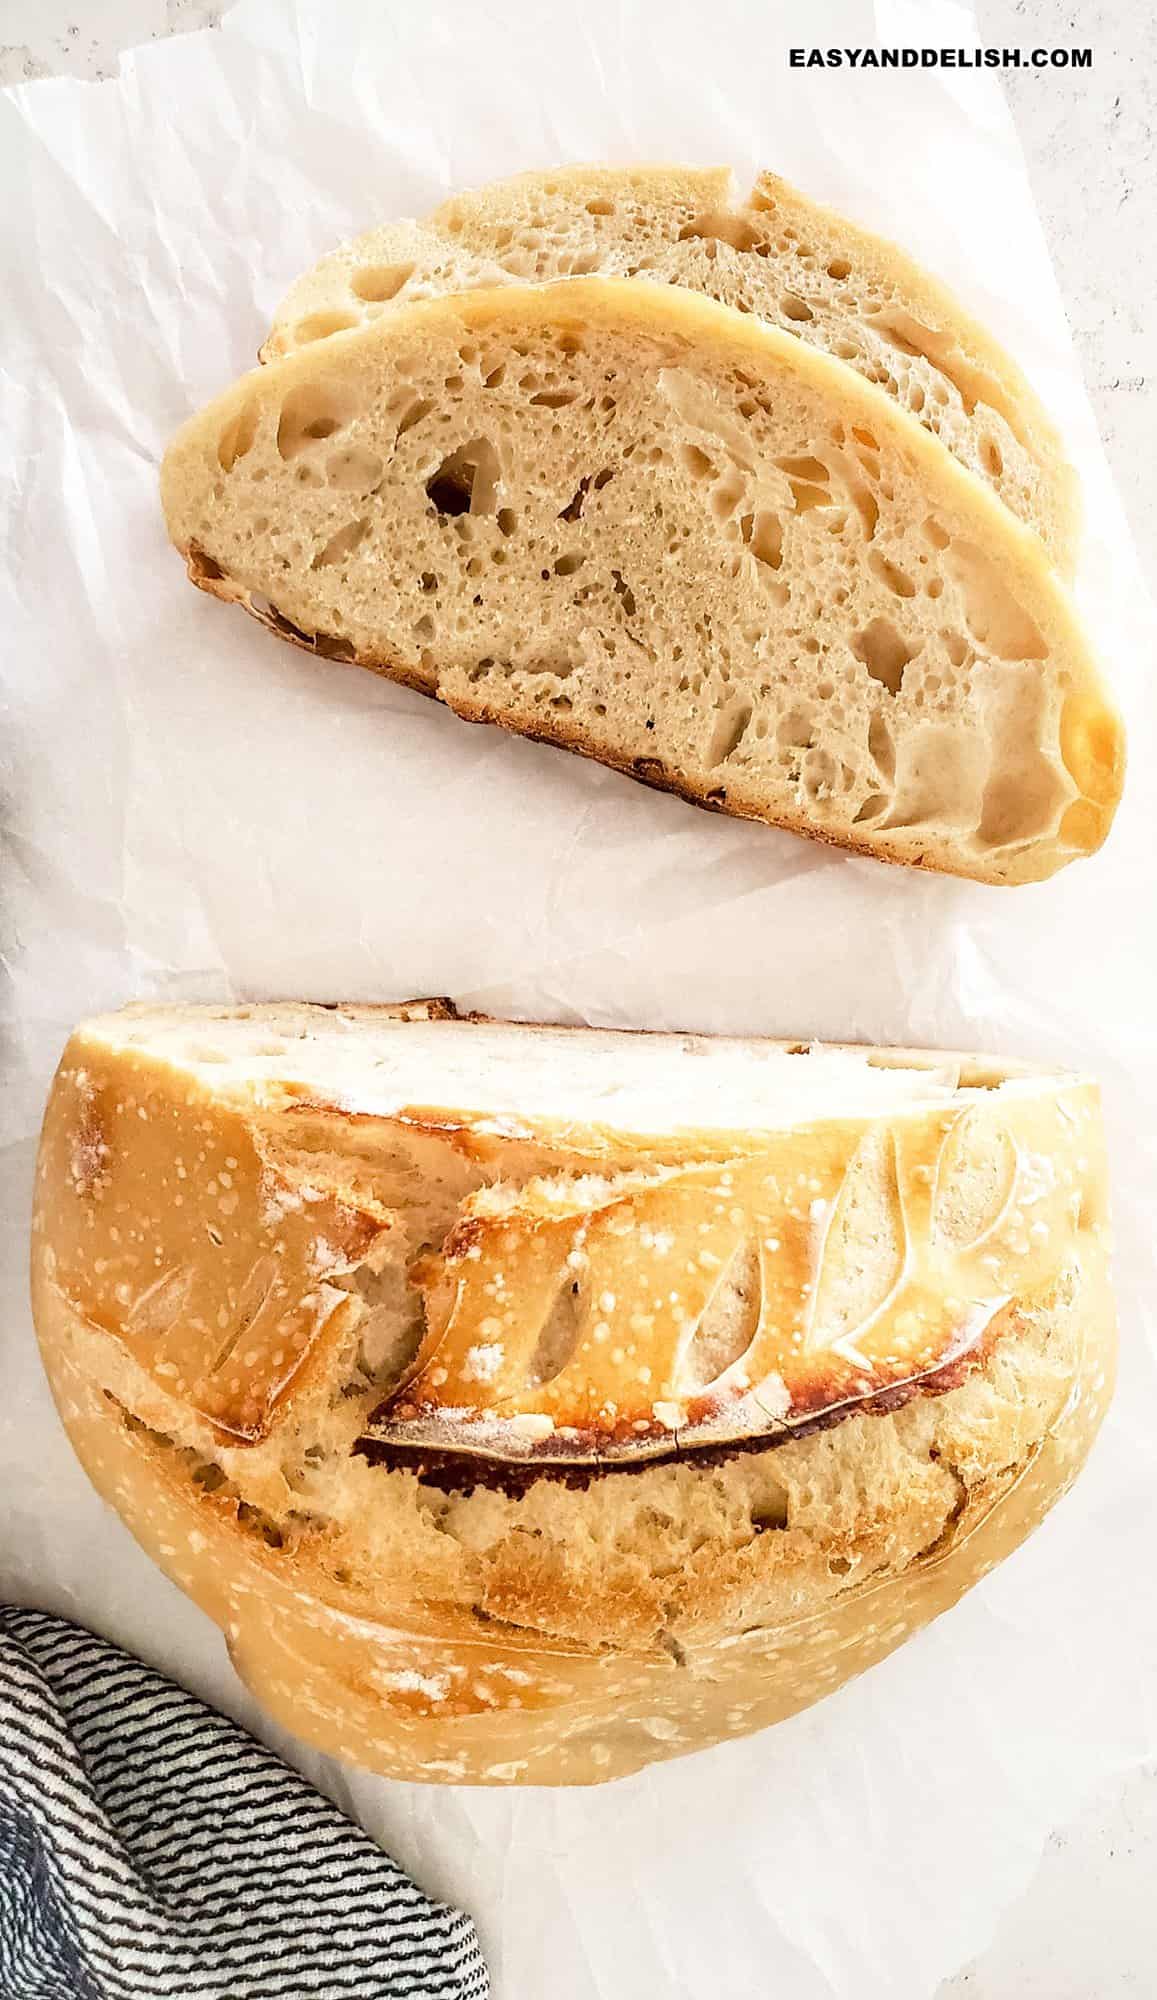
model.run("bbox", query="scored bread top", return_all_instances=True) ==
[32,1003,1116,1784]
[162,279,1123,884]
[263,163,1079,571]
[35,1002,1108,1470]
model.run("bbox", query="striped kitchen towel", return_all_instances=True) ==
[0,1606,488,2000]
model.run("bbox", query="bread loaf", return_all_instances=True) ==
[162,281,1122,884]
[264,164,1078,570]
[32,1001,1116,1785]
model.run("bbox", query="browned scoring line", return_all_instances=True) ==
[355,1313,1006,1496]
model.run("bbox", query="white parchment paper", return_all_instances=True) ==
[2,2,1155,1993]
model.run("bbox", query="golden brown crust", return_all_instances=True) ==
[34,1267,1114,1784]
[31,1004,1116,1783]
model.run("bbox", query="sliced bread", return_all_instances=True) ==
[263,164,1079,572]
[162,279,1123,884]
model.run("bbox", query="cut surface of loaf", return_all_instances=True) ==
[264,164,1079,571]
[33,1001,1116,1784]
[162,282,1122,884]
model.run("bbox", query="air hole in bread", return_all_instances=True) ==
[352,262,415,303]
[982,437,1004,477]
[312,517,370,568]
[396,396,434,437]
[923,517,951,550]
[976,762,1066,849]
[852,791,890,824]
[777,708,815,751]
[192,1459,229,1494]
[709,472,747,523]
[869,552,917,599]
[294,310,359,344]
[426,437,501,518]
[612,570,638,619]
[827,256,852,280]
[780,292,814,323]
[276,385,354,461]
[803,746,841,801]
[524,384,572,412]
[188,547,225,584]
[679,210,765,254]
[852,619,913,695]
[945,541,1046,659]
[706,697,753,769]
[885,723,986,832]
[554,551,584,576]
[776,454,828,485]
[558,478,590,522]
[749,1482,790,1533]
[217,400,259,471]
[585,197,615,216]
[787,475,834,515]
[744,510,783,570]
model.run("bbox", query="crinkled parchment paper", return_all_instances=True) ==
[2,1,1155,1993]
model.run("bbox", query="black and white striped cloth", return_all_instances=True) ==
[0,1606,488,2000]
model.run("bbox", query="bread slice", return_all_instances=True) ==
[263,164,1079,571]
[33,1000,1115,1783]
[162,280,1122,884]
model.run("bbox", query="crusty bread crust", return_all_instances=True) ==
[164,281,1124,886]
[263,163,1079,572]
[31,1003,1116,1784]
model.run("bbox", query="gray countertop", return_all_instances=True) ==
[3,3,1153,1993]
